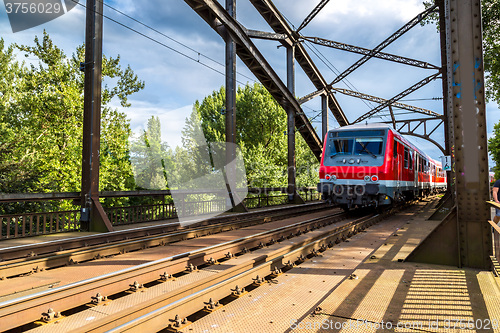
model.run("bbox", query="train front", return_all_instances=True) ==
[318,124,392,209]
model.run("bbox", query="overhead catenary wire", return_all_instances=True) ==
[69,0,257,86]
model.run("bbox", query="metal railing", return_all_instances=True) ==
[1,210,80,239]
[0,187,320,238]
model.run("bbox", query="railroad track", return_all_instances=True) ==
[0,201,330,262]
[0,207,395,332]
[0,202,333,279]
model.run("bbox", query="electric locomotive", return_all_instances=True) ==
[318,123,446,209]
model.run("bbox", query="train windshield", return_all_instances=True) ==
[354,138,384,156]
[325,129,387,166]
[330,139,353,156]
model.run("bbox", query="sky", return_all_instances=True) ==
[1,0,499,166]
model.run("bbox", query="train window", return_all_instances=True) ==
[404,147,409,168]
[393,141,398,158]
[409,152,413,170]
[354,137,384,156]
[329,138,353,156]
[330,130,385,137]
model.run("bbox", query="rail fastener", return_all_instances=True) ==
[159,272,172,281]
[38,308,62,324]
[203,298,222,313]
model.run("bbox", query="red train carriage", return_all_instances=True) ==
[318,123,446,209]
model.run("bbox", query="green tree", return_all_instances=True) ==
[489,122,500,179]
[0,32,144,196]
[130,116,171,190]
[188,83,319,188]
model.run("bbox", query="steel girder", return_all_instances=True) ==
[249,0,349,126]
[446,0,490,269]
[330,4,438,85]
[183,0,322,159]
[296,0,330,33]
[332,87,441,118]
[301,36,440,70]
[382,117,445,154]
[353,72,441,123]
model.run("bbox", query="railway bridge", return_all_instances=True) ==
[0,0,498,331]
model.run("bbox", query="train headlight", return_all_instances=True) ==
[325,174,331,180]
[371,175,379,182]
[364,175,371,182]
[331,175,337,181]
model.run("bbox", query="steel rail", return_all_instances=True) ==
[0,201,329,262]
[0,210,348,331]
[103,213,384,332]
[0,205,337,279]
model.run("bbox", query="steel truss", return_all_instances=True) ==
[301,36,440,70]
[353,72,441,123]
[382,117,445,154]
[183,0,323,159]
[296,0,330,33]
[332,87,441,118]
[329,4,438,85]
[249,0,349,126]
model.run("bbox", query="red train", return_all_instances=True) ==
[318,123,446,209]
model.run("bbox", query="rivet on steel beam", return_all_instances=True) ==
[41,308,61,322]
[160,272,171,281]
[207,257,218,265]
[129,281,143,291]
[232,285,245,296]
[186,263,197,272]
[91,293,108,305]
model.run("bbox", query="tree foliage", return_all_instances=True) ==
[131,116,171,190]
[0,32,144,195]
[189,83,319,188]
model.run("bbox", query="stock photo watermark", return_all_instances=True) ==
[3,0,79,33]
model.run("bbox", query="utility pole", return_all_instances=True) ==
[80,0,113,232]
